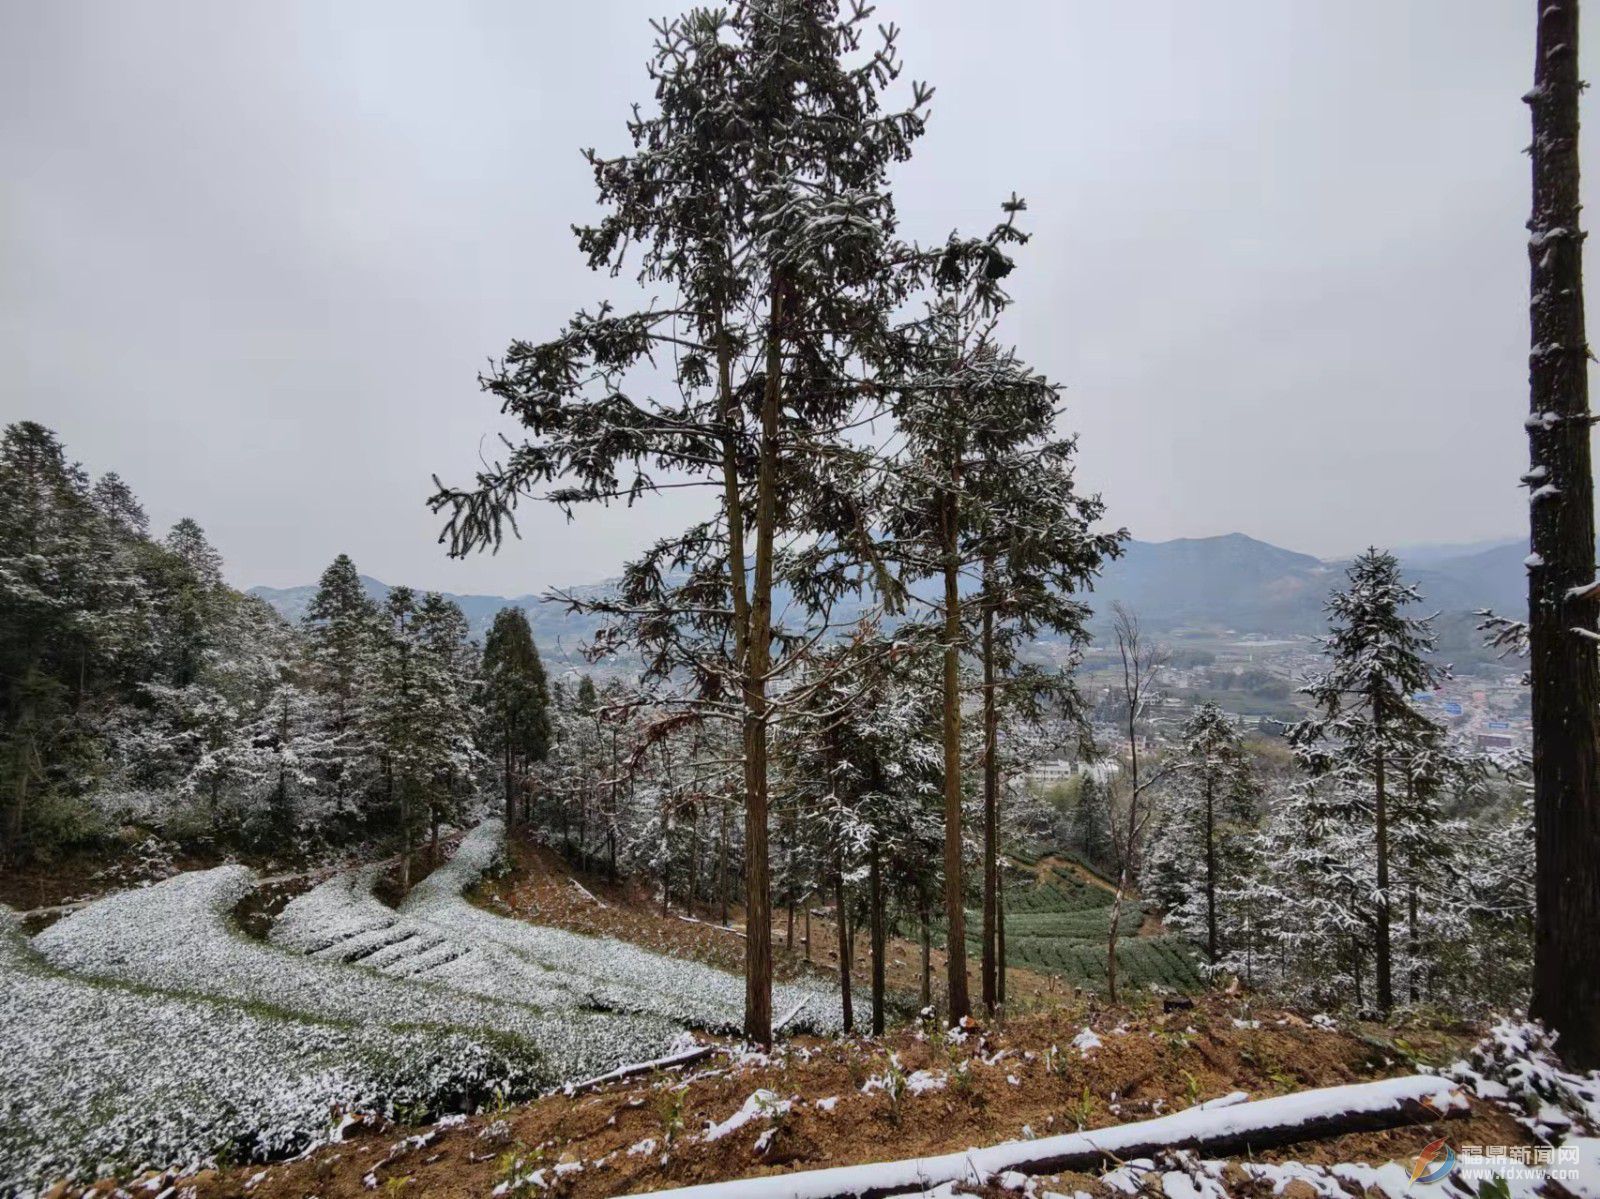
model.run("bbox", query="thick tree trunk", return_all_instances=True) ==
[870,835,886,1035]
[941,491,970,1024]
[981,581,999,1014]
[1527,0,1600,1069]
[737,283,784,1047]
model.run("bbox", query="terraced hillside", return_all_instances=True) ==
[971,859,1205,994]
[3,821,841,1191]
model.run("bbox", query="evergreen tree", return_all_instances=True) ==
[159,519,225,687]
[481,607,551,831]
[0,422,119,857]
[301,555,377,812]
[1287,550,1447,1013]
[1071,772,1112,874]
[1144,703,1257,966]
[433,1,938,1044]
[90,472,149,538]
[783,632,943,1032]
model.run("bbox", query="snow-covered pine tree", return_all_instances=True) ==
[433,1,936,1045]
[364,587,429,889]
[1288,549,1447,1014]
[881,201,1119,1019]
[782,630,943,1032]
[90,472,149,538]
[301,555,378,817]
[1143,702,1257,967]
[158,519,227,689]
[967,429,1119,1012]
[413,592,485,864]
[480,607,550,833]
[1070,770,1113,874]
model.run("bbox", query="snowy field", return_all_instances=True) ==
[269,821,841,1035]
[393,820,842,1034]
[2,821,839,1191]
[0,908,542,1193]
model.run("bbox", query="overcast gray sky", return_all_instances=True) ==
[1,1,1577,594]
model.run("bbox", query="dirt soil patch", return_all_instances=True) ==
[176,995,1521,1199]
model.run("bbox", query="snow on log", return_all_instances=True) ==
[561,1043,716,1096]
[774,998,810,1034]
[640,1074,1468,1199]
[570,878,607,908]
[675,913,746,938]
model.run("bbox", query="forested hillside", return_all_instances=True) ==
[0,422,490,870]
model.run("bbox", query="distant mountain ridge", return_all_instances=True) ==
[248,532,1530,649]
[247,576,608,658]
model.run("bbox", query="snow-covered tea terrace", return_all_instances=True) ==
[0,821,839,1193]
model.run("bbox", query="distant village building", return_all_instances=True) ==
[1024,758,1121,787]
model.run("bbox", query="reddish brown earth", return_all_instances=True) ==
[170,995,1522,1199]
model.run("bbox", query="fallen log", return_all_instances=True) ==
[675,912,747,937]
[774,997,809,1034]
[641,1073,1468,1199]
[559,1043,717,1096]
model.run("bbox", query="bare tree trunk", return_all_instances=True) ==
[1106,874,1124,1002]
[870,834,886,1035]
[399,786,412,894]
[719,800,731,927]
[1204,774,1218,963]
[941,487,970,1024]
[503,730,516,833]
[919,884,933,1011]
[1527,0,1600,1070]
[737,284,784,1047]
[997,873,1007,1010]
[981,578,999,1014]
[689,800,700,920]
[1408,876,1421,1006]
[835,854,853,1033]
[1373,695,1392,1014]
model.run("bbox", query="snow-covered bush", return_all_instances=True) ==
[0,908,537,1193]
[1446,1017,1600,1137]
[31,862,681,1084]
